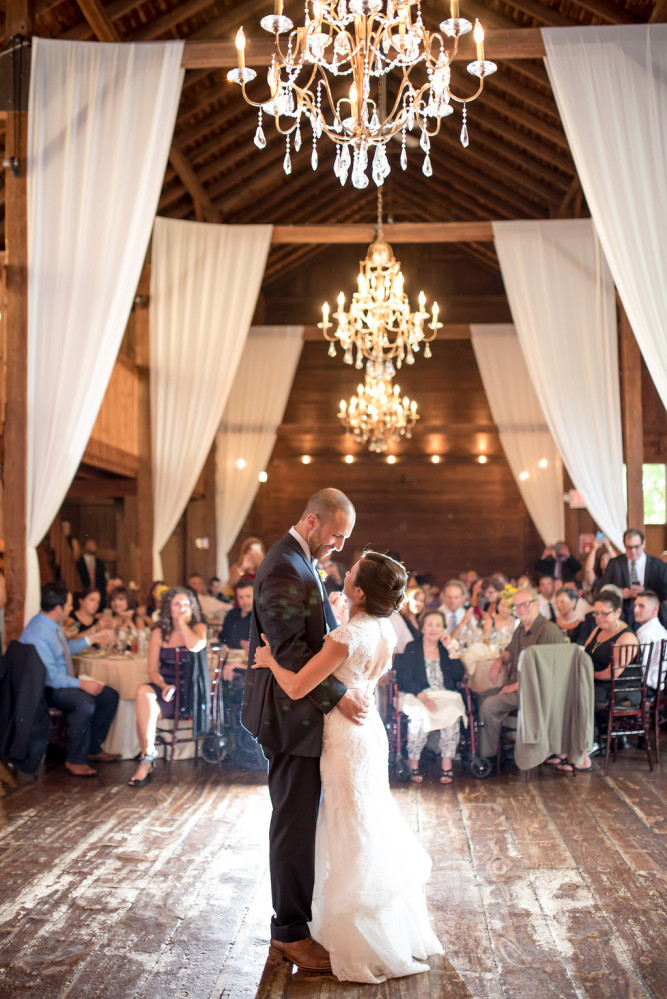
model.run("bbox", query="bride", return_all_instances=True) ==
[252,551,443,984]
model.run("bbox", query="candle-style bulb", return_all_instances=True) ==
[474,19,484,61]
[236,27,246,70]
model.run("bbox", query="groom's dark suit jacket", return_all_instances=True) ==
[242,532,347,757]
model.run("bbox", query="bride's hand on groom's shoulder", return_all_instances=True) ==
[251,633,273,670]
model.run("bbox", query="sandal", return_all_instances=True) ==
[439,769,454,785]
[128,753,157,788]
[545,754,567,766]
[409,769,424,784]
[555,760,593,774]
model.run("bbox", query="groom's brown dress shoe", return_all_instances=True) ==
[269,937,332,973]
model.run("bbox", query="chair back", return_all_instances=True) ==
[604,641,654,775]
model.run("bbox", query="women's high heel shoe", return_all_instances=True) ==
[127,753,157,787]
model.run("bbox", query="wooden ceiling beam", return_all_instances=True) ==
[181,28,549,69]
[73,0,220,223]
[476,88,570,150]
[575,0,642,23]
[503,0,573,27]
[649,0,667,20]
[269,222,488,244]
[187,0,272,42]
[130,0,216,42]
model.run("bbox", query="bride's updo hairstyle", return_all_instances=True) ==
[356,551,407,618]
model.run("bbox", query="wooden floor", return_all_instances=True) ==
[0,744,666,999]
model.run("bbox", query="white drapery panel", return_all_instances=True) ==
[151,218,272,579]
[215,326,304,581]
[26,38,184,620]
[493,219,626,551]
[470,325,564,546]
[543,25,667,407]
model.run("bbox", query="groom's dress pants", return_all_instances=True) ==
[264,747,322,942]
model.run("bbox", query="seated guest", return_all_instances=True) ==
[105,576,124,602]
[138,580,167,625]
[395,610,466,785]
[128,587,208,787]
[632,590,667,692]
[187,572,226,625]
[554,589,638,775]
[582,536,614,596]
[554,586,587,644]
[481,575,507,618]
[537,575,558,621]
[477,587,566,766]
[535,542,581,584]
[108,585,145,633]
[400,586,426,640]
[328,590,350,627]
[219,580,253,651]
[415,573,441,611]
[65,587,102,639]
[320,557,345,595]
[20,583,117,776]
[225,537,266,600]
[439,579,470,637]
[208,576,224,600]
[482,589,518,645]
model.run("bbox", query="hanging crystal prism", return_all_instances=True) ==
[339,143,351,185]
[294,124,302,151]
[328,342,337,357]
[311,143,318,170]
[460,105,469,148]
[283,135,292,175]
[400,127,408,170]
[420,128,430,152]
[337,0,347,19]
[334,145,342,179]
[372,145,386,187]
[422,154,432,177]
[254,109,266,149]
[424,344,432,358]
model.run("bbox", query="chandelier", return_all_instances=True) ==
[227,1,497,189]
[318,190,441,373]
[339,369,419,452]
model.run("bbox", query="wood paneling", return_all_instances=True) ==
[235,341,543,580]
[85,355,139,475]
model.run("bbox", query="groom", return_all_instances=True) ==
[243,488,370,973]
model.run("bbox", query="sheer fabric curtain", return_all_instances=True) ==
[470,325,564,546]
[543,25,667,407]
[150,218,272,579]
[493,219,626,550]
[215,326,304,581]
[26,38,184,619]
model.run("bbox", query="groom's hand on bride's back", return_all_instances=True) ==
[336,688,371,725]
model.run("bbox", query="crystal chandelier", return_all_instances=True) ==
[338,369,419,452]
[227,1,497,189]
[318,190,441,373]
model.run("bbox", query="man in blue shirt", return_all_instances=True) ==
[20,582,118,777]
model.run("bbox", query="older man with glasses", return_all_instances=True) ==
[477,586,566,764]
[600,529,667,629]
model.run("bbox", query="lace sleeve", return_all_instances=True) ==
[325,618,360,658]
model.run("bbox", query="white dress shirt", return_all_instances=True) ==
[636,616,667,689]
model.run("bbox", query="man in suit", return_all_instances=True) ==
[243,488,368,973]
[76,538,107,608]
[601,528,667,628]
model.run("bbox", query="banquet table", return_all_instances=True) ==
[72,650,197,760]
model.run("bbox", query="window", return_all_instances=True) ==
[622,463,666,524]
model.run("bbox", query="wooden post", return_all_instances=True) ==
[135,266,154,599]
[619,305,644,532]
[3,2,31,641]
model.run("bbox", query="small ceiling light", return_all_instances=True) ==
[538,458,548,469]
[301,454,312,465]
[236,458,246,470]
[344,454,355,464]
[478,455,488,464]
[519,470,529,481]
[387,455,397,465]
[431,455,441,464]
[258,471,268,483]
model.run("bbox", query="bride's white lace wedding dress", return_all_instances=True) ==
[309,611,443,984]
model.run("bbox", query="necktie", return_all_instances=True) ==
[58,627,76,677]
[450,613,457,632]
[630,561,640,586]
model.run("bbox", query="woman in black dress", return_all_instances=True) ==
[128,587,208,787]
[554,589,638,773]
